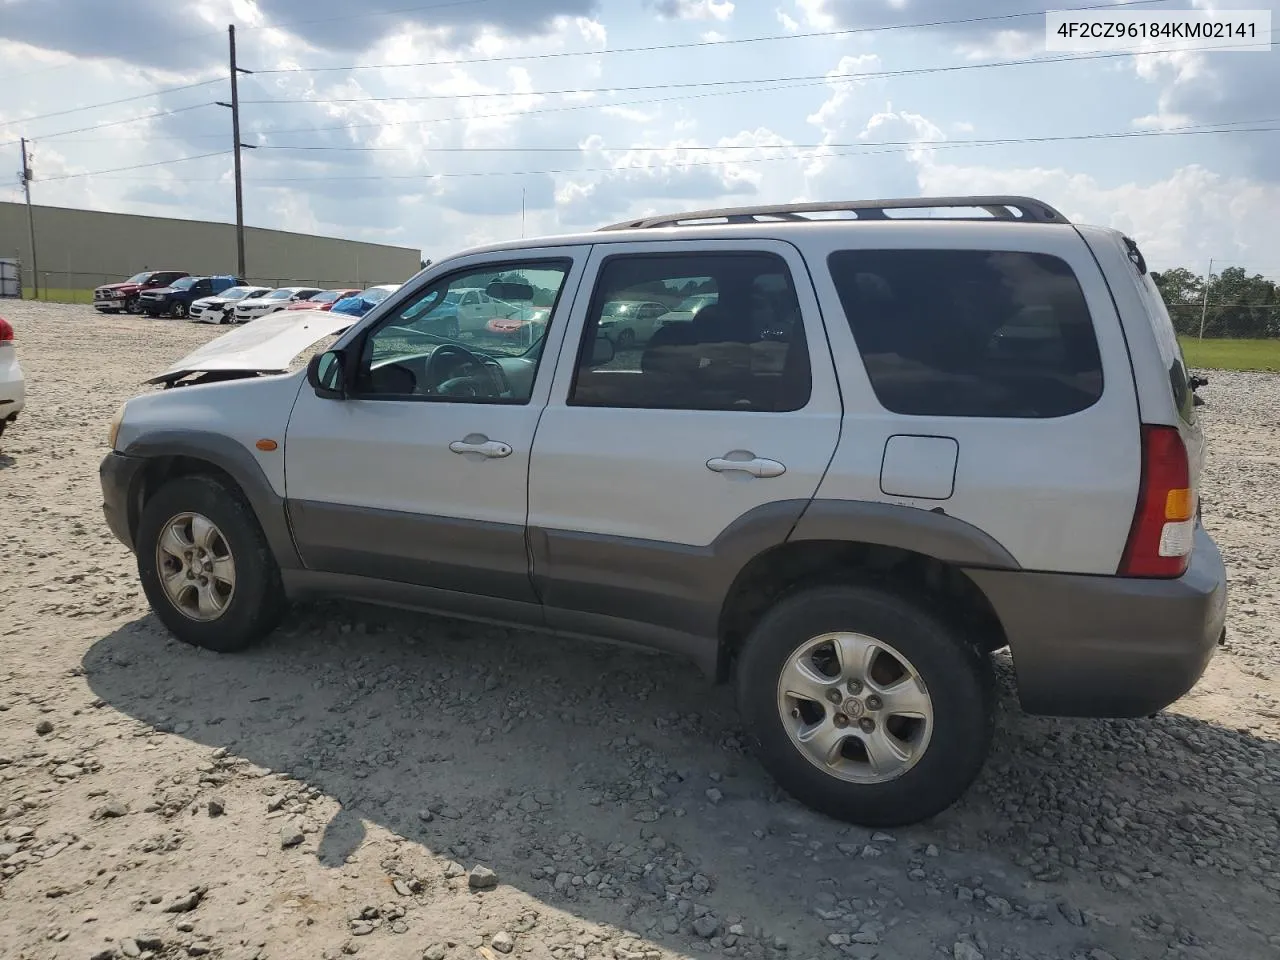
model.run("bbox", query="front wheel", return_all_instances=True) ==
[136,475,286,652]
[737,584,994,827]
[171,301,188,319]
[125,297,142,314]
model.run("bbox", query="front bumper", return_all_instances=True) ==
[100,450,146,551]
[968,525,1227,718]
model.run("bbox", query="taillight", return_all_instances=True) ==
[0,316,12,342]
[1119,425,1194,578]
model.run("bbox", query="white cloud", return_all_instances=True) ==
[795,0,836,30]
[914,160,1280,270]
[776,9,800,31]
[702,30,727,42]
[646,0,735,21]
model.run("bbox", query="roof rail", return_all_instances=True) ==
[597,196,1069,231]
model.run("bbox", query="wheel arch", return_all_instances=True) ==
[715,501,1019,682]
[122,432,302,569]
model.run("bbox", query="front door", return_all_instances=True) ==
[284,249,588,616]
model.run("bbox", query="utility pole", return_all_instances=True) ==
[19,138,38,300]
[216,24,255,279]
[1198,257,1214,339]
[521,188,526,238]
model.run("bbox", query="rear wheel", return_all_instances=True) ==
[136,475,286,652]
[737,584,994,826]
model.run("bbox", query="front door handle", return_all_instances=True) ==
[449,434,512,459]
[706,453,787,478]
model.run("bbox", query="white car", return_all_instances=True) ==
[191,286,273,325]
[234,287,323,323]
[0,314,25,440]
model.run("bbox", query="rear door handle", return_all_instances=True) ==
[706,454,786,478]
[449,435,512,459]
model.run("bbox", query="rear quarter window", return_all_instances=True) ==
[828,249,1103,418]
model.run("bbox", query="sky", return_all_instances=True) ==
[1,0,1278,275]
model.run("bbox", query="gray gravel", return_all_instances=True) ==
[0,302,1277,960]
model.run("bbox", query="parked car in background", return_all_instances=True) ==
[190,286,273,325]
[234,287,324,323]
[141,276,244,319]
[657,292,718,327]
[598,299,671,348]
[285,289,361,312]
[330,284,399,318]
[0,314,24,441]
[486,304,552,346]
[94,271,189,314]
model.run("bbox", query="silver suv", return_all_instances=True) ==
[100,196,1228,826]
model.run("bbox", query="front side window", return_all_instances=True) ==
[355,260,571,403]
[172,278,196,291]
[569,252,812,412]
[828,249,1103,419]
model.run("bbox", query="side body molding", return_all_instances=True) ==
[122,430,303,569]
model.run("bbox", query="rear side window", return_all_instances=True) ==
[828,249,1103,419]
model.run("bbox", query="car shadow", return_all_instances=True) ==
[82,601,1280,959]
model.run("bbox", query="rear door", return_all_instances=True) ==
[526,239,842,637]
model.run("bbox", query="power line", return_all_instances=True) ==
[0,78,223,129]
[238,42,1274,106]
[251,0,1171,76]
[0,103,217,149]
[37,150,233,183]
[67,124,1280,185]
[246,119,1280,153]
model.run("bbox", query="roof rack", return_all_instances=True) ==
[597,195,1069,231]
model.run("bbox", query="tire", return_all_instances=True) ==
[171,301,188,319]
[442,318,460,339]
[125,297,142,315]
[136,475,286,653]
[615,327,636,349]
[736,584,994,827]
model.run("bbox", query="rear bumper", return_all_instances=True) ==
[100,450,146,551]
[968,526,1227,718]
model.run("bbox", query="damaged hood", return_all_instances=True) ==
[146,309,353,385]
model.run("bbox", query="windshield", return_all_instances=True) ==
[266,289,295,300]
[171,278,196,290]
[677,295,715,311]
[364,287,392,303]
[127,272,153,284]
[309,290,342,303]
[222,287,257,300]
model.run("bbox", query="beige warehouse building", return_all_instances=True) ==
[0,201,422,297]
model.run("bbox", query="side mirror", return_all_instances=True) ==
[307,349,347,400]
[588,335,614,367]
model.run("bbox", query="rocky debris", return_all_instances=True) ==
[206,797,225,817]
[0,303,1279,960]
[91,800,128,819]
[280,824,305,849]
[491,931,514,954]
[468,865,498,890]
[35,719,54,736]
[162,886,206,913]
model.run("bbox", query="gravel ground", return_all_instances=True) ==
[1,301,1278,960]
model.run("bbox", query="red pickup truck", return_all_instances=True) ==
[94,271,189,314]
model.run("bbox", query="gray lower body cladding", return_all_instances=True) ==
[101,451,1227,717]
[969,525,1227,718]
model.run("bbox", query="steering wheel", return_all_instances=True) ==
[426,343,508,398]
